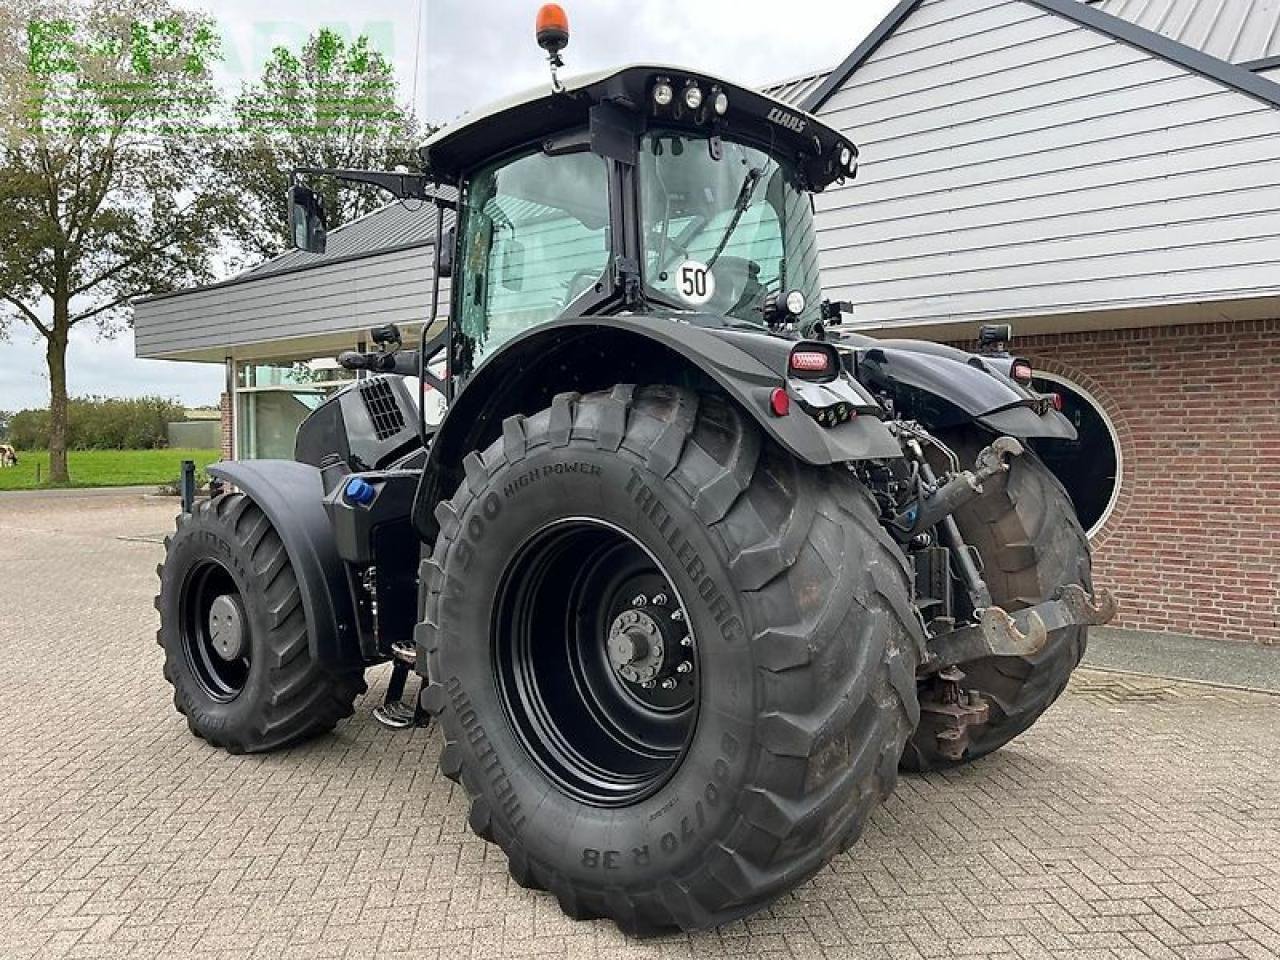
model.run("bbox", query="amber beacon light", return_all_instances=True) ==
[536,4,570,54]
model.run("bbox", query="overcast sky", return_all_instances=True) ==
[0,0,896,412]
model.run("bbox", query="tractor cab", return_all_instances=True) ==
[427,63,858,377]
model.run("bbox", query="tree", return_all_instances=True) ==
[0,0,235,483]
[222,29,422,264]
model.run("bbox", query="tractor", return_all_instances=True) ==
[155,5,1114,935]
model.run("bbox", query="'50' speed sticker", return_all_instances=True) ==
[675,260,715,307]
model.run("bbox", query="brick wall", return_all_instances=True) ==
[1009,319,1280,645]
[219,392,233,461]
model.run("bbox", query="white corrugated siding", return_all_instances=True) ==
[134,245,446,359]
[810,0,1280,327]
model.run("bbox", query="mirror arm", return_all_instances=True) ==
[291,167,456,206]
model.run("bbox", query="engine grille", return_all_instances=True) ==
[358,378,407,441]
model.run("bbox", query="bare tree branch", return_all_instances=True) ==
[1,293,50,337]
[69,292,139,325]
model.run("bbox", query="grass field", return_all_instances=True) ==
[0,449,220,491]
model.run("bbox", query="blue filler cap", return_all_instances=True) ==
[344,476,377,506]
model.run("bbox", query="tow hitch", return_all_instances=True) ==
[927,584,1117,670]
[916,585,1115,760]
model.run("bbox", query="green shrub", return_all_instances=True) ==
[8,396,186,450]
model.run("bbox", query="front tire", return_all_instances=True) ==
[418,386,923,934]
[902,429,1092,771]
[156,493,367,754]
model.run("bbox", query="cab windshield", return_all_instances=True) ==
[640,131,822,330]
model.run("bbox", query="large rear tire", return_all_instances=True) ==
[156,493,367,754]
[902,429,1091,772]
[418,385,923,934]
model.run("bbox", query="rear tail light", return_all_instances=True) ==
[789,350,831,373]
[1011,359,1033,384]
[1049,392,1063,411]
[788,344,840,382]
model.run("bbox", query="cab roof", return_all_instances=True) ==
[418,63,858,190]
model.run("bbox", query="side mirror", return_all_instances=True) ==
[500,238,526,291]
[369,323,402,348]
[437,224,456,278]
[287,184,327,254]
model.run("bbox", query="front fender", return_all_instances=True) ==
[847,340,1077,440]
[412,316,904,540]
[208,460,362,670]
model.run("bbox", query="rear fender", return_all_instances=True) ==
[846,339,1077,441]
[208,460,362,670]
[413,315,904,540]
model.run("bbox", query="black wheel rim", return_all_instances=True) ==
[180,560,251,702]
[494,519,699,807]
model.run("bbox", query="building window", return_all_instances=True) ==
[235,359,354,460]
[1031,373,1122,539]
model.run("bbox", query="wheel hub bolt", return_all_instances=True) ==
[680,635,692,647]
[652,593,668,606]
[660,678,677,690]
[631,595,647,607]
[670,610,684,622]
[676,661,692,674]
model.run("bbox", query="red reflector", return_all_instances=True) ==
[769,388,790,417]
[1050,392,1063,411]
[789,350,831,373]
[1011,360,1033,383]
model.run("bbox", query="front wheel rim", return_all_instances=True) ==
[493,519,700,808]
[180,560,251,701]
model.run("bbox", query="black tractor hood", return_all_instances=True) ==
[418,64,858,190]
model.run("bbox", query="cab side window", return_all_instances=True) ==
[456,148,611,367]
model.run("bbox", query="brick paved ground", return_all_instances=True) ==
[1,492,1278,960]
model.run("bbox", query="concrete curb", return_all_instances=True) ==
[1080,664,1280,698]
[1083,626,1280,694]
[0,484,159,500]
